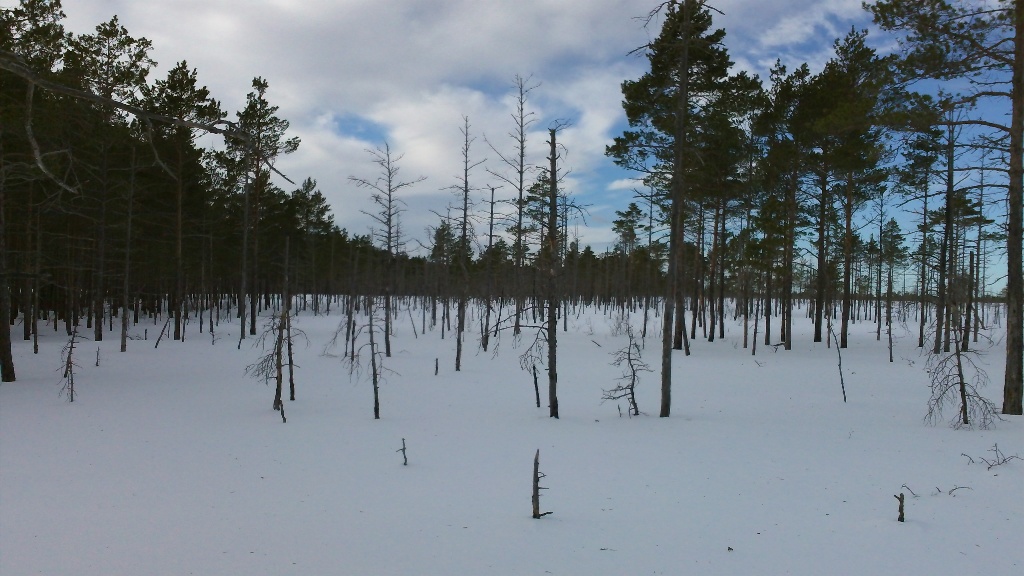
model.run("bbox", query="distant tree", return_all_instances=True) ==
[288,176,334,312]
[612,202,644,255]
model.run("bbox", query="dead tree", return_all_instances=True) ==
[272,303,286,422]
[244,310,296,424]
[544,126,564,418]
[924,255,999,429]
[924,325,998,430]
[827,323,848,403]
[59,327,79,402]
[481,186,499,351]
[325,296,392,420]
[532,449,552,519]
[451,116,484,372]
[397,438,408,466]
[486,74,539,336]
[368,305,381,419]
[350,143,425,358]
[603,324,651,416]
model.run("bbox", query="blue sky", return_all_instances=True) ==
[54,0,924,256]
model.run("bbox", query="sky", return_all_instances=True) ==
[51,0,880,254]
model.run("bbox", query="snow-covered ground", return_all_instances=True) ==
[2,301,1021,575]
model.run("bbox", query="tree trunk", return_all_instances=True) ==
[1003,0,1023,415]
[840,175,853,349]
[0,164,14,382]
[934,122,955,355]
[707,205,720,343]
[121,147,137,353]
[783,167,796,350]
[814,171,828,343]
[174,146,184,342]
[962,251,974,352]
[918,165,931,349]
[547,129,560,419]
[238,167,250,348]
[887,266,894,363]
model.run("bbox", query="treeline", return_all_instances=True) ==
[603,0,1020,415]
[0,1,1020,416]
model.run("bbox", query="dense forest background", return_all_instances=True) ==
[0,0,1020,416]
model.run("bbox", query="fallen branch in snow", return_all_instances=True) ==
[964,444,1021,470]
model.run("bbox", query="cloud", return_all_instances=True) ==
[607,178,644,192]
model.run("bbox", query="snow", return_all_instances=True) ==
[2,302,1021,575]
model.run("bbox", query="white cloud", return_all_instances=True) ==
[607,178,643,192]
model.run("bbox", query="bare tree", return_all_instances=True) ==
[451,116,484,371]
[350,142,425,358]
[59,327,79,402]
[481,185,499,351]
[603,324,651,416]
[544,125,567,418]
[924,261,999,430]
[487,74,539,336]
[531,449,552,518]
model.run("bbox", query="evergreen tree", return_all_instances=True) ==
[608,0,737,416]
[225,77,300,338]
[144,61,224,341]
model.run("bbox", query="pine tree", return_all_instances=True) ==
[226,77,300,339]
[608,0,737,416]
[144,61,224,341]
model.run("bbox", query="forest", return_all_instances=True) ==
[1,1,1022,574]
[0,0,1020,417]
